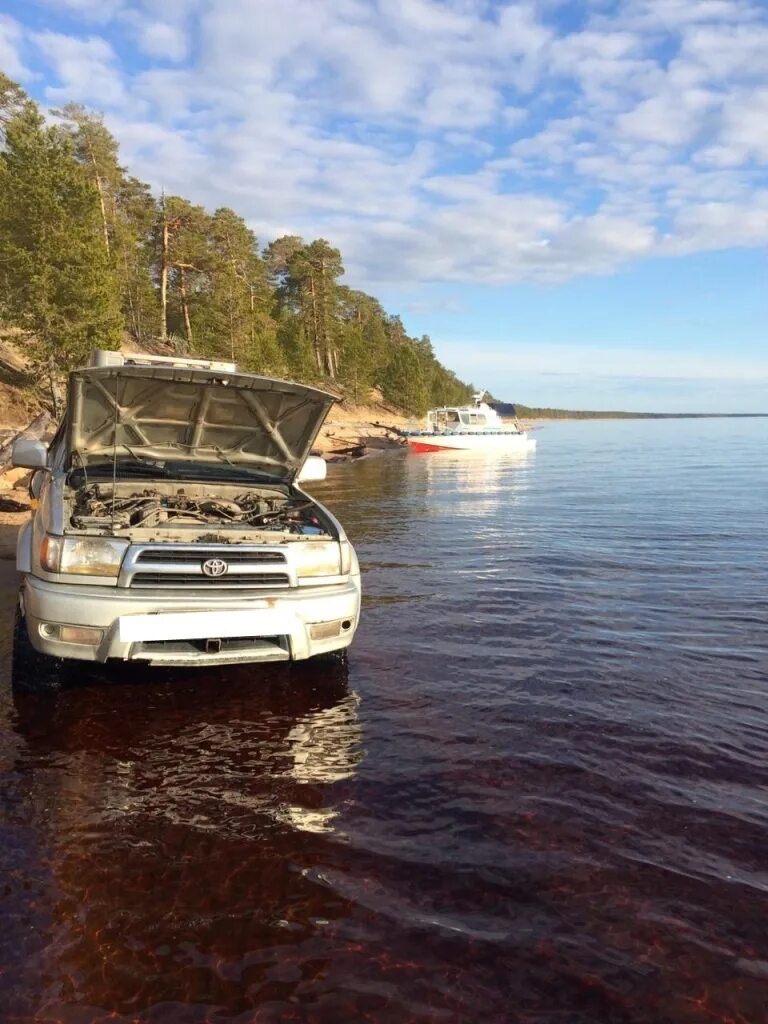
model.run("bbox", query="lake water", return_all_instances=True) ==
[1,418,767,1023]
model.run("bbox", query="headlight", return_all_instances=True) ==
[40,536,129,577]
[294,541,342,578]
[340,540,358,575]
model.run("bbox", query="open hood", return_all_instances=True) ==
[67,366,335,479]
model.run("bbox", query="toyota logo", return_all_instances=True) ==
[202,558,228,578]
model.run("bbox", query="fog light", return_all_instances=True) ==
[39,623,103,646]
[60,626,103,645]
[309,620,342,641]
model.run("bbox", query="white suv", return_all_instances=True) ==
[12,351,360,688]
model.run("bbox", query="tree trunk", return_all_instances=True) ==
[308,276,323,373]
[319,258,336,380]
[249,286,256,355]
[123,253,139,338]
[179,266,193,347]
[228,282,237,362]
[47,355,62,419]
[85,136,111,258]
[160,207,169,340]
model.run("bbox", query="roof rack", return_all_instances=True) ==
[89,350,239,374]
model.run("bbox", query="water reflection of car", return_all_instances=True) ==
[11,351,361,691]
[7,662,363,1016]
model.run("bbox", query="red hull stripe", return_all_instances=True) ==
[408,441,461,453]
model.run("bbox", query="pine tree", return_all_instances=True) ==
[336,288,390,402]
[381,342,429,415]
[301,239,344,379]
[201,208,280,369]
[152,195,210,346]
[54,103,117,256]
[0,98,122,412]
[115,175,159,344]
[266,236,344,379]
[0,73,474,418]
[265,235,316,378]
[54,104,159,345]
[0,72,28,138]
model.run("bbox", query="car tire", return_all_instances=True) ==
[12,604,62,694]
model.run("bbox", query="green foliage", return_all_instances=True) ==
[0,72,28,137]
[0,96,122,412]
[114,175,160,343]
[381,343,429,415]
[55,104,158,346]
[0,74,472,416]
[200,207,280,371]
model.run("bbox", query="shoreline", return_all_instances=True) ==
[311,401,408,462]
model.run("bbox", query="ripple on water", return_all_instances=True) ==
[1,419,768,1022]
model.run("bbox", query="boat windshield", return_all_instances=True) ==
[431,409,461,429]
[460,412,487,426]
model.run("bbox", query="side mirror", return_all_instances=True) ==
[12,437,48,470]
[297,455,327,484]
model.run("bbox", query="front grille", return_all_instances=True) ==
[130,572,291,589]
[135,549,286,566]
[125,545,293,589]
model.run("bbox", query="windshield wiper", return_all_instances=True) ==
[123,444,154,464]
[213,446,234,466]
[160,442,237,468]
[77,460,174,480]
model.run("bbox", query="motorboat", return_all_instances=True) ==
[404,392,536,453]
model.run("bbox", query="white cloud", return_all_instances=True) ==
[15,0,768,287]
[422,77,501,129]
[501,117,588,167]
[666,191,768,252]
[679,22,768,80]
[696,87,768,166]
[0,15,28,81]
[30,31,125,107]
[28,0,126,24]
[617,88,715,146]
[131,19,189,62]
[617,0,762,32]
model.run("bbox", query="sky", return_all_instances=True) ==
[1,0,767,412]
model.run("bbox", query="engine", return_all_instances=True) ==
[69,484,328,535]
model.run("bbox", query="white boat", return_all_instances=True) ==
[404,392,536,453]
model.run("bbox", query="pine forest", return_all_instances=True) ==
[0,72,473,416]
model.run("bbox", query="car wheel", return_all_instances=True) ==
[12,604,62,694]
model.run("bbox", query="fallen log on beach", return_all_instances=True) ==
[0,496,30,512]
[370,421,407,438]
[329,442,368,458]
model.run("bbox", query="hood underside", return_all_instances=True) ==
[67,366,335,478]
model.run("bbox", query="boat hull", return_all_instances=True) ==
[407,433,536,453]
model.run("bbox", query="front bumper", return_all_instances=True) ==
[21,574,361,666]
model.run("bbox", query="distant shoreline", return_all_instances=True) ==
[516,411,768,421]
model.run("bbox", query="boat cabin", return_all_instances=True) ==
[426,398,506,433]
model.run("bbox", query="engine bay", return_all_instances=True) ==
[67,481,330,538]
